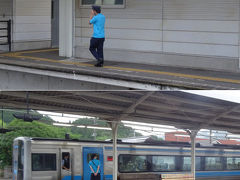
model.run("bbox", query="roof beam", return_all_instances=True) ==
[0,92,126,112]
[0,100,114,119]
[151,93,226,110]
[139,102,219,117]
[114,91,154,121]
[68,92,135,103]
[201,105,240,128]
[210,121,240,128]
[50,92,221,117]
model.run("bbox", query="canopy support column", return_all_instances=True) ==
[59,0,73,57]
[111,122,119,180]
[186,130,198,180]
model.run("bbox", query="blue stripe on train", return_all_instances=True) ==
[161,171,240,177]
[62,175,113,180]
[104,172,240,178]
[104,175,113,180]
[196,171,240,177]
[62,176,82,180]
[105,147,240,155]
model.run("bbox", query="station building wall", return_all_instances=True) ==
[74,0,240,71]
[0,0,13,51]
[11,0,52,51]
[0,0,12,20]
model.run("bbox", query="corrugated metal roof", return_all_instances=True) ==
[0,91,239,133]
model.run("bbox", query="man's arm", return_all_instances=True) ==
[89,11,95,25]
[96,165,100,174]
[89,165,95,174]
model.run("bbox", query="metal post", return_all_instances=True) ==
[1,106,3,128]
[7,20,11,52]
[187,130,198,180]
[190,133,196,179]
[93,119,96,140]
[210,130,212,144]
[111,122,119,180]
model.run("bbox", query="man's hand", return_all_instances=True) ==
[90,10,94,19]
[89,10,94,25]
[94,173,98,176]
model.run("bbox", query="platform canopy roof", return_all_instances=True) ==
[0,91,240,133]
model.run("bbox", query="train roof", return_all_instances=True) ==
[17,137,240,150]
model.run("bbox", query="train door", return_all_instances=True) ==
[83,147,104,180]
[13,140,24,180]
[61,149,72,180]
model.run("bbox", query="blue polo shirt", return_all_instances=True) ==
[89,159,100,173]
[90,13,105,38]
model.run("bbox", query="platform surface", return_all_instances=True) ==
[0,49,240,90]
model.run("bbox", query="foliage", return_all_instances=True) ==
[72,118,141,140]
[0,115,142,169]
[0,119,6,128]
[0,110,53,124]
[0,119,80,168]
[0,110,16,124]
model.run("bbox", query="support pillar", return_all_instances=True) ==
[187,130,198,180]
[210,130,212,144]
[111,122,119,180]
[59,0,73,57]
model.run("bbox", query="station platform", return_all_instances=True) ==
[0,49,239,90]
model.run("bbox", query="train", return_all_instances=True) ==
[12,137,240,180]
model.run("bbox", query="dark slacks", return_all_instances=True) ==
[91,173,100,180]
[89,37,105,62]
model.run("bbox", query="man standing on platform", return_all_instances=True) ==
[89,5,106,67]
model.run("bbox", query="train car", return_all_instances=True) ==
[12,137,240,180]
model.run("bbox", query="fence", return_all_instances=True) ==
[0,20,11,52]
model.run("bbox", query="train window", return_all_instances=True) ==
[62,152,70,170]
[32,154,56,171]
[81,0,124,6]
[118,155,149,172]
[182,157,201,171]
[152,156,176,171]
[205,157,223,171]
[226,157,240,170]
[103,0,124,5]
[82,0,101,5]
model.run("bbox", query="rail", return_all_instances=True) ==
[0,20,11,52]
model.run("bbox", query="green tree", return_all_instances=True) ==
[71,118,141,140]
[0,110,16,124]
[0,110,53,125]
[0,119,81,168]
[0,119,6,128]
[0,117,142,169]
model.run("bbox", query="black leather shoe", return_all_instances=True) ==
[95,60,104,67]
[95,62,103,67]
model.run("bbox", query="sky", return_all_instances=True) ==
[38,90,240,137]
[38,111,94,123]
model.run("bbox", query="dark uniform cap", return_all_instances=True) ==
[92,5,101,13]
